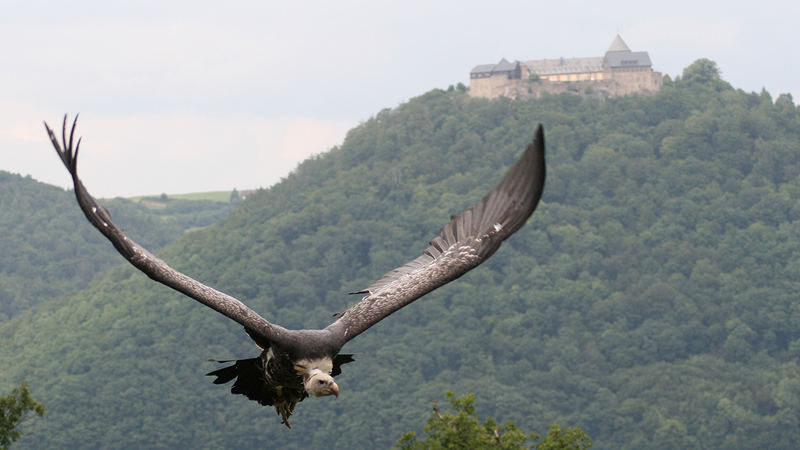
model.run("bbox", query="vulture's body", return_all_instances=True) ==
[45,116,546,427]
[207,331,354,424]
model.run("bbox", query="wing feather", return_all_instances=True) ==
[328,125,545,342]
[44,115,287,344]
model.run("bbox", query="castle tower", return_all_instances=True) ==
[606,34,631,53]
[601,35,662,95]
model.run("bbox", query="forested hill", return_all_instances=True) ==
[0,173,230,322]
[2,59,799,448]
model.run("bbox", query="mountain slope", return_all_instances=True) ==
[0,173,229,322]
[2,59,800,449]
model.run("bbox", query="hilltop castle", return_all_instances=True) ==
[469,35,662,99]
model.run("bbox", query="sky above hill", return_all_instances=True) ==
[2,0,798,197]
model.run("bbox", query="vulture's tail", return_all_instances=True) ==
[206,357,280,407]
[206,359,250,385]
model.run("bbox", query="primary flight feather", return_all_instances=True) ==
[44,115,545,427]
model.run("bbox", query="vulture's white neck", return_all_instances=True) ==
[293,357,334,379]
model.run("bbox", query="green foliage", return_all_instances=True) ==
[395,392,591,449]
[0,173,229,322]
[1,59,799,448]
[0,382,45,449]
[681,58,722,85]
[395,392,531,449]
[535,425,593,450]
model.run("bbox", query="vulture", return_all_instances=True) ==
[44,116,546,427]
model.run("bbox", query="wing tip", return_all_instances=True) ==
[44,114,83,175]
[526,123,545,167]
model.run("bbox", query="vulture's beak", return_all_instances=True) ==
[331,381,339,397]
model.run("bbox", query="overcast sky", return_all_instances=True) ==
[2,0,798,197]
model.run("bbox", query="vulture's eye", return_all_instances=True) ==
[318,380,325,385]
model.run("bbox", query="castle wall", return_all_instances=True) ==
[606,70,663,96]
[468,69,663,99]
[469,74,526,99]
[540,71,605,82]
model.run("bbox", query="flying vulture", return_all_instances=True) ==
[44,116,546,427]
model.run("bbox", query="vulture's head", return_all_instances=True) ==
[304,370,339,397]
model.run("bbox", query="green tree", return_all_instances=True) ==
[681,58,722,85]
[230,188,242,203]
[536,425,594,450]
[0,382,46,449]
[395,392,591,449]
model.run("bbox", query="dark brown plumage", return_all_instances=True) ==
[45,115,545,427]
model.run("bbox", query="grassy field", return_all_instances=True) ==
[128,190,234,203]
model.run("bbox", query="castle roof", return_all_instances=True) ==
[470,63,496,75]
[606,34,631,53]
[494,58,517,72]
[604,51,652,68]
[471,58,520,76]
[525,57,604,75]
[472,35,652,78]
[602,35,652,68]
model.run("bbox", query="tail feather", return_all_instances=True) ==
[206,360,245,385]
[206,357,278,407]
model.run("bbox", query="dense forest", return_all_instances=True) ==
[0,173,230,322]
[1,59,799,448]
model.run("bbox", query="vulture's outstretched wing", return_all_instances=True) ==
[44,115,288,344]
[328,125,545,343]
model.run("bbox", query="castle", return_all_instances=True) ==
[469,35,663,99]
